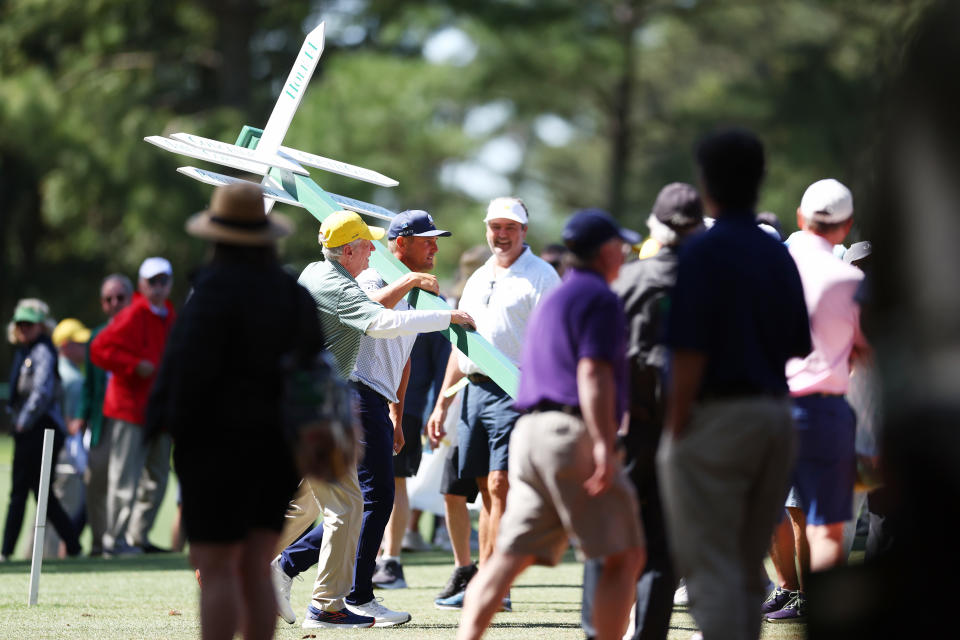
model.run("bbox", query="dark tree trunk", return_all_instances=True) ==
[206,0,260,108]
[608,2,640,219]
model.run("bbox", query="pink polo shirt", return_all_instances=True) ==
[786,231,867,396]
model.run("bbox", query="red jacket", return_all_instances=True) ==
[90,292,176,425]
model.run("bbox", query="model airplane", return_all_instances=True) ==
[144,22,398,217]
[144,20,521,397]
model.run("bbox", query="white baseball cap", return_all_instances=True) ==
[484,197,528,225]
[139,256,173,280]
[799,179,854,224]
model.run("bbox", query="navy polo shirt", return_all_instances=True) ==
[404,330,451,422]
[666,210,811,397]
[515,267,628,418]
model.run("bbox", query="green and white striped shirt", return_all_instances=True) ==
[298,259,384,379]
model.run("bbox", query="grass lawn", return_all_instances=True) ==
[0,434,806,639]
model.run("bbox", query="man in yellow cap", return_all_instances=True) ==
[45,318,93,556]
[286,210,475,629]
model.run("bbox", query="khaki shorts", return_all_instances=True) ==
[497,411,644,566]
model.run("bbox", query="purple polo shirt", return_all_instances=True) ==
[515,267,628,419]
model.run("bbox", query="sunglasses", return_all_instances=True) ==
[481,280,496,306]
[15,321,37,330]
[102,294,127,304]
[147,274,171,286]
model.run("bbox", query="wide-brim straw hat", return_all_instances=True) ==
[186,182,293,246]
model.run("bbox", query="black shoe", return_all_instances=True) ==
[141,542,172,554]
[435,563,478,600]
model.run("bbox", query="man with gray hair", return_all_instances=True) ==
[70,274,133,556]
[91,259,176,556]
[290,210,475,629]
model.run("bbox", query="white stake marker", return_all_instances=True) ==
[28,428,56,606]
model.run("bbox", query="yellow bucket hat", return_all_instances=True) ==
[319,210,385,248]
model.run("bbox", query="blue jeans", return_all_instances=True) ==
[279,384,395,605]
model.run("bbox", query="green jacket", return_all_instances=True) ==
[77,323,109,446]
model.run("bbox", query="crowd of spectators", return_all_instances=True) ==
[2,127,879,640]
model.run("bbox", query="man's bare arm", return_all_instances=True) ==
[577,357,618,496]
[390,358,412,454]
[426,350,467,447]
[368,272,439,309]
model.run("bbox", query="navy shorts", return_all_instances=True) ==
[791,394,856,525]
[440,445,479,502]
[457,379,520,479]
[394,413,424,478]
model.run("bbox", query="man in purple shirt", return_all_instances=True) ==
[456,209,646,640]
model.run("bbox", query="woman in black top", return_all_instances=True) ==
[146,183,322,640]
[2,299,81,559]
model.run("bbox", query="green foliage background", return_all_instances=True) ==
[0,0,932,370]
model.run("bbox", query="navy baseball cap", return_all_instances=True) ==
[387,210,452,240]
[562,209,641,258]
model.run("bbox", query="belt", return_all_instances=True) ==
[528,400,581,417]
[348,379,390,404]
[467,373,492,385]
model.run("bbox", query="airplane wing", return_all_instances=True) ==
[146,136,274,176]
[170,133,308,175]
[176,167,304,209]
[176,166,395,224]
[280,146,398,188]
[327,192,396,221]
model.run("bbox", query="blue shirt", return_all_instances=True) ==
[515,267,628,418]
[666,210,811,397]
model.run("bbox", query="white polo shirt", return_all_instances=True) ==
[786,231,867,396]
[457,246,561,374]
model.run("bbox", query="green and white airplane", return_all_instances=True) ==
[144,21,519,397]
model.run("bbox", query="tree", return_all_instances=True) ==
[0,0,933,372]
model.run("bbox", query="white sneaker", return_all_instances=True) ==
[270,556,298,624]
[345,597,411,627]
[674,580,689,606]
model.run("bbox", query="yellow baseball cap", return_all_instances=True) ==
[319,210,385,248]
[52,318,91,348]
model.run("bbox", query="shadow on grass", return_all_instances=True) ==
[0,553,191,575]
[409,622,581,629]
[402,552,466,567]
[403,548,580,568]
[511,584,581,589]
